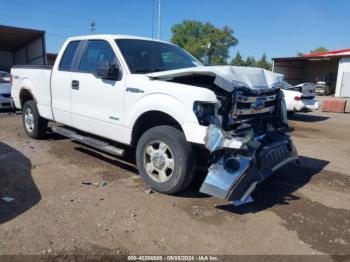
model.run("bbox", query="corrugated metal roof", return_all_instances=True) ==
[273,48,350,62]
[0,24,45,51]
[304,48,350,57]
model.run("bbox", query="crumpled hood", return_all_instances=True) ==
[147,66,284,92]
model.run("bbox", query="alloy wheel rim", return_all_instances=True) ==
[143,140,175,182]
[24,108,34,132]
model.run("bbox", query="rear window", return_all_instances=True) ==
[0,71,10,83]
[59,41,80,71]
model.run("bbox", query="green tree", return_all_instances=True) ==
[310,47,329,54]
[231,51,245,66]
[256,53,272,70]
[171,20,238,65]
[297,52,305,57]
[245,56,256,67]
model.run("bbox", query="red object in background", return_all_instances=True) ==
[322,99,347,113]
[304,48,350,57]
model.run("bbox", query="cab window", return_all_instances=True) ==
[59,41,80,71]
[79,40,117,74]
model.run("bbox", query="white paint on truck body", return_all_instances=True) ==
[11,34,284,146]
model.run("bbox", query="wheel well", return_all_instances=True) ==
[131,111,183,147]
[19,89,34,108]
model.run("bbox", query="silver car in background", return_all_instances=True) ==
[0,71,13,109]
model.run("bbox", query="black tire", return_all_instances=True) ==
[22,100,48,139]
[136,126,195,194]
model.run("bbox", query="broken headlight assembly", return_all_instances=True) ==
[204,125,251,153]
[193,102,220,126]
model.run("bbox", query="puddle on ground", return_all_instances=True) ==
[271,197,350,255]
[312,170,350,194]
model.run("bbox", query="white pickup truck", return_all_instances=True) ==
[11,35,298,204]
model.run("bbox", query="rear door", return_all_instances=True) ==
[70,39,126,142]
[51,40,82,125]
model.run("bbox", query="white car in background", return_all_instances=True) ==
[0,71,13,109]
[282,82,320,113]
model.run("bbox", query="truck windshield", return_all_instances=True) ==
[115,39,201,74]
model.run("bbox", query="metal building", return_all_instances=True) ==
[272,49,350,97]
[0,25,47,72]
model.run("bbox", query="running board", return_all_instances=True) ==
[51,126,125,157]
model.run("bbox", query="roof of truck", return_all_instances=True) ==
[66,34,172,44]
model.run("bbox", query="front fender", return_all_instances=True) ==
[125,93,203,144]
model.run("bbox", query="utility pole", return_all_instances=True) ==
[90,22,96,33]
[157,0,161,40]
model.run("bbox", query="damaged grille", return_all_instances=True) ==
[231,89,279,119]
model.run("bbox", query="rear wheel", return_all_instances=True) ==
[136,126,195,194]
[22,100,48,139]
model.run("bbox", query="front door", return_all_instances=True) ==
[70,40,125,142]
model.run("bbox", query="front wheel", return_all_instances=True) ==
[136,126,195,194]
[22,100,48,139]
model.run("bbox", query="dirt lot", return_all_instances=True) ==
[0,110,350,257]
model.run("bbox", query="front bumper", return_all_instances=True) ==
[0,95,13,109]
[200,133,298,203]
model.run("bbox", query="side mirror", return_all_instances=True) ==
[96,63,120,80]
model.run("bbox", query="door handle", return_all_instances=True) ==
[72,80,79,90]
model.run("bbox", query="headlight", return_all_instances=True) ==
[193,102,220,126]
[204,125,246,152]
[193,102,215,118]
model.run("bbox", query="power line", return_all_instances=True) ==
[151,0,155,39]
[157,0,161,40]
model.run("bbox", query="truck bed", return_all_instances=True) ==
[11,65,53,120]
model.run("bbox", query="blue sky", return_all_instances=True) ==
[1,0,349,61]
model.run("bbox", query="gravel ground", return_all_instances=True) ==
[0,110,349,257]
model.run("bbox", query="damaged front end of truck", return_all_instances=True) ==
[149,66,299,204]
[199,86,298,204]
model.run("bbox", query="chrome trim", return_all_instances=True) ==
[235,105,275,116]
[237,95,276,103]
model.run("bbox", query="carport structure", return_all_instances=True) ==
[272,49,350,97]
[0,25,47,72]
